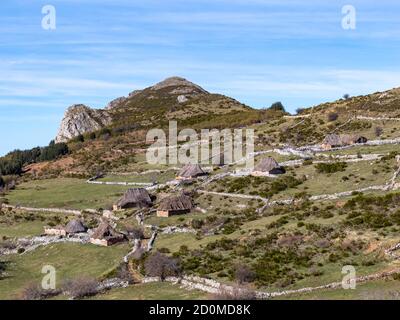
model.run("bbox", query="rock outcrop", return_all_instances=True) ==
[54,77,214,142]
[55,104,111,143]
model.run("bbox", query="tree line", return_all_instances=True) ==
[0,141,69,175]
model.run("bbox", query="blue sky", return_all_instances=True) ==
[1,0,400,155]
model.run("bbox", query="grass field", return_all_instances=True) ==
[6,178,132,210]
[98,170,177,184]
[0,221,45,238]
[0,242,130,299]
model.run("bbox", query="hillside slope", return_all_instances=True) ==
[55,77,255,143]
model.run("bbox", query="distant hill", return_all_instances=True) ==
[55,76,256,143]
[5,80,400,178]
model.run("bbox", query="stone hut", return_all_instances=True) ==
[113,188,152,211]
[156,193,194,217]
[90,221,125,246]
[252,157,285,176]
[65,219,87,234]
[340,134,368,146]
[176,164,206,180]
[44,226,67,237]
[322,134,368,150]
[321,134,343,150]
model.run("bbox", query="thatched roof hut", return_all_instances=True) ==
[65,219,87,234]
[322,134,343,148]
[157,193,194,217]
[159,194,194,211]
[114,188,152,210]
[253,157,285,175]
[177,164,206,179]
[340,134,368,145]
[90,221,125,246]
[322,134,367,149]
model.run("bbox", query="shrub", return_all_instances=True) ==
[234,264,255,284]
[19,283,60,300]
[375,126,383,137]
[343,94,351,100]
[315,162,347,174]
[144,252,181,280]
[191,219,204,229]
[269,102,286,112]
[62,277,100,299]
[327,112,339,122]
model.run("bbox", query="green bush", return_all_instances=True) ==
[315,162,347,174]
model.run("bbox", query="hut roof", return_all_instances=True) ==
[91,221,122,240]
[323,134,367,146]
[116,188,152,208]
[158,194,194,211]
[65,219,87,234]
[178,164,205,178]
[254,157,280,172]
[340,134,366,145]
[323,134,343,146]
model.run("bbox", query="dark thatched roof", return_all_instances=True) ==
[254,157,281,173]
[323,134,367,147]
[158,194,194,211]
[91,221,123,240]
[116,188,152,208]
[323,134,343,146]
[65,219,87,234]
[340,134,368,145]
[178,164,205,178]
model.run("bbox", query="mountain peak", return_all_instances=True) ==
[150,76,208,94]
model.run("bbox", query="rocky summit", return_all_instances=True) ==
[55,104,112,143]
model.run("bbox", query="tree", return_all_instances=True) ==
[327,112,339,122]
[0,176,4,188]
[234,264,255,284]
[144,252,181,280]
[269,102,286,112]
[0,142,69,175]
[343,94,351,100]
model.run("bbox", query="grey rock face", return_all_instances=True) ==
[54,77,208,143]
[177,95,188,103]
[55,104,112,143]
